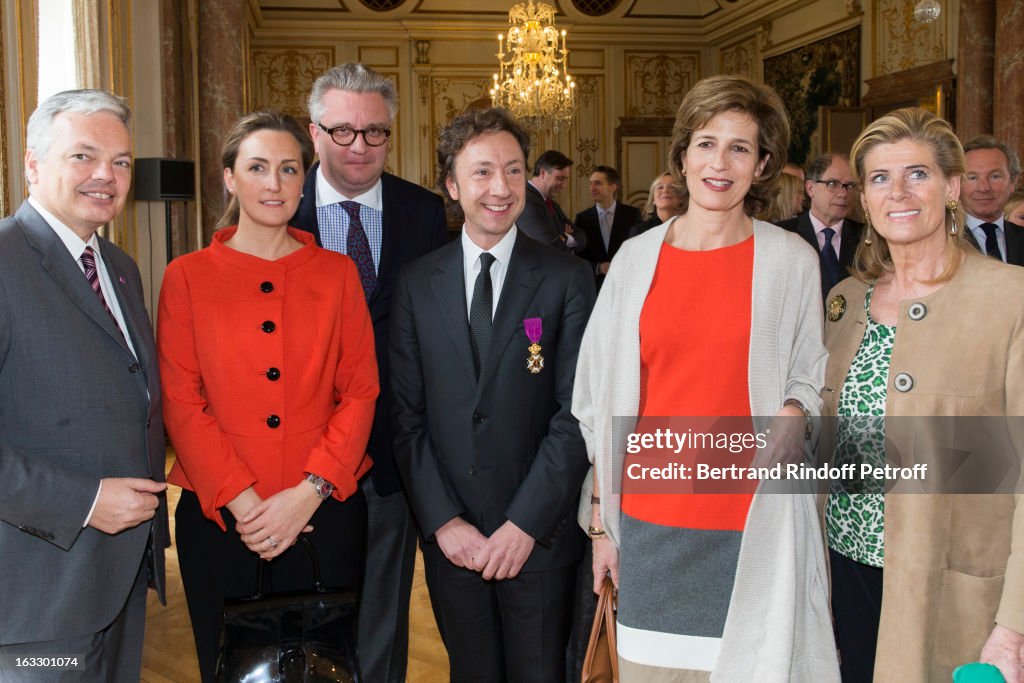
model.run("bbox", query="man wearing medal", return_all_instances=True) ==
[390,108,596,682]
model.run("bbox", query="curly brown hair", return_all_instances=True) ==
[436,108,530,212]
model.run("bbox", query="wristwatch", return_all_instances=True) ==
[304,472,335,500]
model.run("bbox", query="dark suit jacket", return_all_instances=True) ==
[576,202,642,287]
[293,167,449,496]
[0,201,167,645]
[390,233,596,571]
[517,183,584,254]
[777,211,863,291]
[964,219,1024,266]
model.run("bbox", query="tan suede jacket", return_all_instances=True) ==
[822,251,1024,682]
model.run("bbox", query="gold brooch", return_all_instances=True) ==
[827,294,847,322]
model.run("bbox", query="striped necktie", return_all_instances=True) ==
[80,246,118,324]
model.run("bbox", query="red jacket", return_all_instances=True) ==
[158,227,377,528]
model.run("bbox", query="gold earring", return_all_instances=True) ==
[946,198,958,235]
[863,214,873,245]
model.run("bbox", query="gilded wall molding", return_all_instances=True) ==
[421,73,492,188]
[624,51,699,118]
[251,47,335,117]
[720,36,757,79]
[874,0,945,76]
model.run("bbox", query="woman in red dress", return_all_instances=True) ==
[574,76,838,681]
[158,111,378,682]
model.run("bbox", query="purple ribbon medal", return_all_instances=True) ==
[523,317,544,374]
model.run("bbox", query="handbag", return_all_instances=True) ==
[216,536,361,682]
[581,576,619,683]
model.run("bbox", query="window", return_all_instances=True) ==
[37,0,80,102]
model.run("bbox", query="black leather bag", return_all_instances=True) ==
[216,536,361,682]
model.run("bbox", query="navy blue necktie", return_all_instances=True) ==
[820,227,840,300]
[341,201,376,300]
[980,223,1002,260]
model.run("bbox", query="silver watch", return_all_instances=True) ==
[304,472,335,499]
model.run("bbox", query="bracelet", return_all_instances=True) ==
[783,398,813,440]
[591,495,601,505]
[588,526,607,539]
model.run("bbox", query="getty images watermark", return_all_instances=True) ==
[608,416,1022,495]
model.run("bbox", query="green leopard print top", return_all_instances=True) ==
[825,284,892,568]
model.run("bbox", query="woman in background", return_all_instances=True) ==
[574,75,837,682]
[628,171,685,237]
[158,111,378,681]
[758,171,805,223]
[823,107,1024,682]
[1005,189,1024,225]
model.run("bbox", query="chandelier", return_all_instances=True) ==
[490,1,577,131]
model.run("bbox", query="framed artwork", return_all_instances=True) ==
[764,27,861,166]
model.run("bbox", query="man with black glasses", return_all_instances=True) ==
[778,153,863,302]
[292,62,449,683]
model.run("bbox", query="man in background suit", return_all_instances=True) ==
[576,165,641,288]
[291,63,449,683]
[778,153,863,301]
[517,149,586,254]
[960,135,1024,266]
[0,90,167,681]
[391,108,595,682]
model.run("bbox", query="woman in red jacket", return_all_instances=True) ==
[158,111,378,682]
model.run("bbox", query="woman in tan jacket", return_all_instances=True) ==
[823,107,1024,682]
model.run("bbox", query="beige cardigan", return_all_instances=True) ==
[572,218,840,682]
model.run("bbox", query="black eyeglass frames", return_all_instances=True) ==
[316,122,391,147]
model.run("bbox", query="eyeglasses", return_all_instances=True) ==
[316,122,391,147]
[815,179,859,193]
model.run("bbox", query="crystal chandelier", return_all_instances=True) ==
[490,0,577,131]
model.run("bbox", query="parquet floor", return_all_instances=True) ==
[141,456,449,682]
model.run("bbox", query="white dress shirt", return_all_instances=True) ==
[462,225,518,319]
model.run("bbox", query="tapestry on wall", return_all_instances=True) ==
[763,27,860,166]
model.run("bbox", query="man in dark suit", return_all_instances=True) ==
[575,165,641,288]
[960,135,1024,266]
[291,63,449,683]
[0,90,167,680]
[777,153,863,301]
[517,149,586,254]
[391,108,595,682]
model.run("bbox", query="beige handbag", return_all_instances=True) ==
[581,577,619,683]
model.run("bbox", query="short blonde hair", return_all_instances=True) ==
[642,172,684,220]
[1005,189,1024,223]
[849,107,967,282]
[757,172,804,223]
[668,75,790,218]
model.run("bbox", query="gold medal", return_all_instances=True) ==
[527,343,544,374]
[827,294,847,322]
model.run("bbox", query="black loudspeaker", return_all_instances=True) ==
[134,158,195,200]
